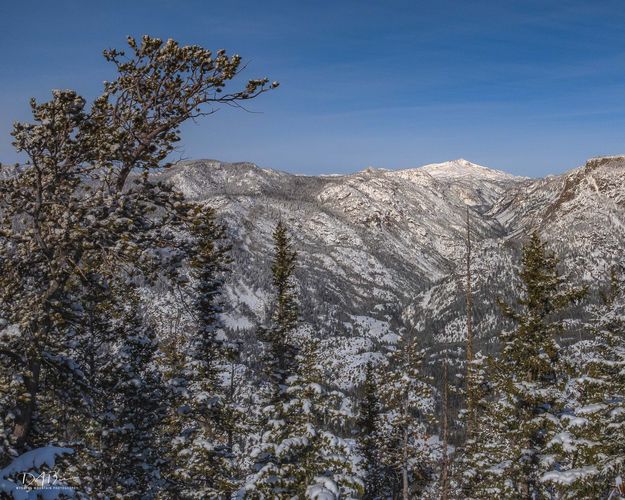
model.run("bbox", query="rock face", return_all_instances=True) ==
[155,156,625,385]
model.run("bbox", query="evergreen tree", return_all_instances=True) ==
[452,352,500,499]
[80,283,165,498]
[468,232,586,498]
[0,34,276,466]
[245,220,300,496]
[543,267,625,498]
[377,337,436,499]
[257,336,361,497]
[160,205,239,497]
[263,220,300,393]
[357,362,385,499]
[246,222,359,497]
[297,337,362,496]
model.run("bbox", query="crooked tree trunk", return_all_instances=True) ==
[12,358,41,450]
[12,275,68,450]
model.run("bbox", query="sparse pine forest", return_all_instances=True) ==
[0,36,624,500]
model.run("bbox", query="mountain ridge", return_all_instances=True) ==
[148,155,625,385]
[171,157,524,180]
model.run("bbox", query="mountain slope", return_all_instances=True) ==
[153,156,625,384]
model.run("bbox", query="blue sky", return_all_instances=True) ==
[2,1,625,176]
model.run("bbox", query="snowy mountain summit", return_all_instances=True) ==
[153,155,625,384]
[418,158,518,180]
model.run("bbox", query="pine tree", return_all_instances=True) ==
[0,34,276,465]
[299,336,362,497]
[246,222,359,497]
[543,267,625,498]
[357,362,385,499]
[452,352,499,499]
[160,205,239,497]
[471,232,586,498]
[267,336,361,497]
[377,337,436,499]
[245,220,301,495]
[80,283,165,497]
[263,220,299,393]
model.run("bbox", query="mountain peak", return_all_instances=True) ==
[420,158,502,177]
[418,158,519,181]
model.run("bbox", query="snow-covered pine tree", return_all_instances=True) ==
[246,222,361,498]
[377,336,436,499]
[159,204,240,497]
[451,352,501,499]
[356,362,385,499]
[543,267,625,498]
[0,35,276,463]
[278,335,362,497]
[35,279,109,451]
[79,282,165,498]
[244,220,301,496]
[262,220,300,394]
[475,232,586,498]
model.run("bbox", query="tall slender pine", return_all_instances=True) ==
[378,337,436,499]
[357,362,385,499]
[465,208,477,437]
[161,205,236,497]
[247,221,359,497]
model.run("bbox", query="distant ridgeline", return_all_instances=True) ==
[154,156,625,361]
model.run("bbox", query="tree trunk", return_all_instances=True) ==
[402,427,409,500]
[440,353,450,500]
[227,360,236,449]
[465,207,475,437]
[12,358,41,449]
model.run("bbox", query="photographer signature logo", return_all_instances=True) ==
[16,470,77,492]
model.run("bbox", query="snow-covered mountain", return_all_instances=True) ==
[154,156,625,385]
